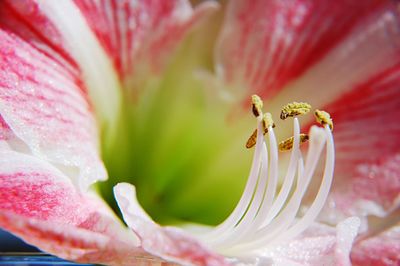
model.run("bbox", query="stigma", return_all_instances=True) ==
[190,96,335,258]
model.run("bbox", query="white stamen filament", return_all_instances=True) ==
[190,113,335,257]
[255,118,301,229]
[275,125,335,244]
[199,116,265,241]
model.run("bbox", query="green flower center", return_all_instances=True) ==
[99,37,254,226]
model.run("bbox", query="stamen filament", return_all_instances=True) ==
[210,141,269,248]
[257,117,301,229]
[226,126,327,254]
[189,97,335,258]
[200,117,264,241]
[215,125,277,248]
[297,156,305,188]
[249,125,280,230]
[275,125,335,243]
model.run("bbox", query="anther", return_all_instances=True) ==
[279,134,309,152]
[246,113,275,149]
[262,113,275,129]
[246,129,259,149]
[280,102,311,120]
[252,95,263,117]
[314,110,333,130]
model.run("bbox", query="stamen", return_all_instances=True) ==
[280,102,311,120]
[275,125,335,243]
[278,134,309,152]
[315,109,333,130]
[255,117,301,229]
[221,126,328,256]
[210,142,269,247]
[201,118,265,241]
[246,113,274,149]
[297,156,305,187]
[242,121,283,234]
[251,95,263,117]
[262,113,275,129]
[190,97,335,258]
[245,129,258,149]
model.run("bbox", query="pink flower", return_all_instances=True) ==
[0,0,399,265]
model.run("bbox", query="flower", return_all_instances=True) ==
[0,0,399,265]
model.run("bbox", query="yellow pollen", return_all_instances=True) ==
[252,95,263,117]
[246,113,275,149]
[246,129,259,149]
[280,102,312,120]
[262,112,275,129]
[314,109,333,130]
[279,134,309,152]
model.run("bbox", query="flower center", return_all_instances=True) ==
[99,53,256,225]
[186,96,335,256]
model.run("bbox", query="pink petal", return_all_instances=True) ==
[114,183,230,266]
[215,0,399,103]
[0,149,144,264]
[0,27,106,190]
[0,115,12,141]
[6,0,123,131]
[351,223,400,266]
[317,65,400,224]
[265,1,400,114]
[1,211,109,261]
[251,217,360,266]
[73,0,219,89]
[1,0,218,129]
[0,212,167,265]
[335,217,361,266]
[0,0,121,132]
[0,0,80,74]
